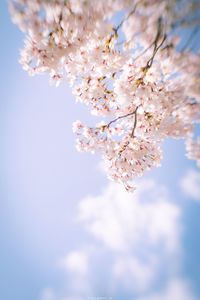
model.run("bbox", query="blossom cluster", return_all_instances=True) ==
[10,0,200,190]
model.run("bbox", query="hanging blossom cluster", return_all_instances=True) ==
[10,0,200,191]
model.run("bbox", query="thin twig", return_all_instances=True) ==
[146,33,166,68]
[114,0,143,33]
[107,108,139,128]
[133,40,155,62]
[145,17,167,68]
[118,105,140,155]
[131,106,140,137]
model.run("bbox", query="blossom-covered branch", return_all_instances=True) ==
[9,0,200,191]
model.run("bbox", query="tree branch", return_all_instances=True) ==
[131,106,140,138]
[106,108,139,128]
[114,0,142,33]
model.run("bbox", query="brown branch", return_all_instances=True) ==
[114,0,142,33]
[131,106,140,137]
[132,31,167,88]
[106,108,139,128]
[133,40,155,62]
[145,17,167,69]
[108,0,143,50]
[118,105,140,155]
[146,33,166,68]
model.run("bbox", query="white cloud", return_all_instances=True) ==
[113,255,157,292]
[39,179,192,298]
[78,180,181,254]
[137,278,197,300]
[56,249,92,298]
[59,250,88,275]
[40,287,83,300]
[180,169,200,201]
[76,179,182,293]
[40,288,56,300]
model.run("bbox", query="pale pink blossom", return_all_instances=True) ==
[10,0,200,190]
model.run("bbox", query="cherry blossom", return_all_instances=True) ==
[10,0,200,190]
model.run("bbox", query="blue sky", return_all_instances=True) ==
[1,2,200,300]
